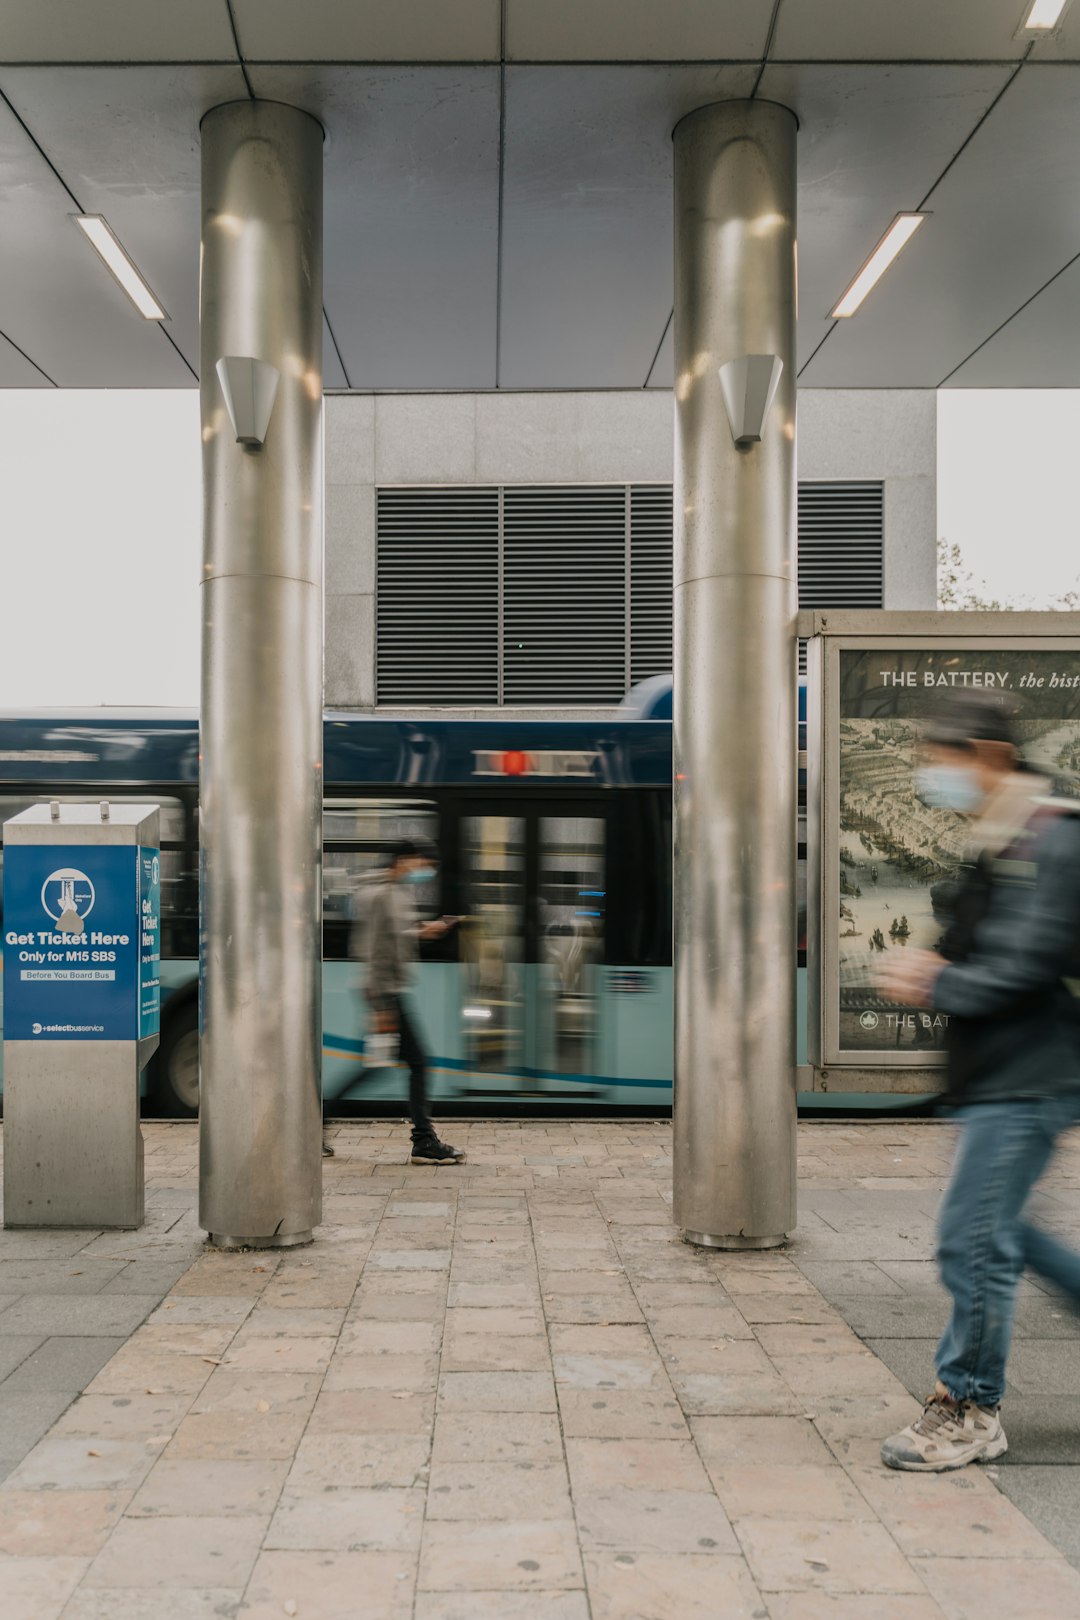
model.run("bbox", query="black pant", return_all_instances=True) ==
[393,996,433,1141]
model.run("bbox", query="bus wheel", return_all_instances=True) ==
[152,1001,200,1118]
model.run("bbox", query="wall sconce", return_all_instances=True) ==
[717,355,784,449]
[215,356,280,450]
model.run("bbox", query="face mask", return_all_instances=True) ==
[913,764,983,814]
[404,865,436,884]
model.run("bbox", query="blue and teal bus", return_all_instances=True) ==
[0,699,807,1116]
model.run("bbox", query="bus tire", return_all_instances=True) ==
[150,999,200,1118]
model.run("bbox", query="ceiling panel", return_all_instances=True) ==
[506,0,769,62]
[945,254,1080,385]
[1,65,247,376]
[234,0,500,62]
[0,47,1076,391]
[774,0,1033,62]
[0,0,235,63]
[323,314,349,389]
[0,330,52,386]
[253,66,499,389]
[800,64,1080,386]
[501,63,1008,388]
[0,92,194,386]
[1031,10,1080,58]
[759,62,1011,368]
[499,65,755,389]
[646,313,674,389]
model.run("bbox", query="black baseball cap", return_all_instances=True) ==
[924,689,1019,751]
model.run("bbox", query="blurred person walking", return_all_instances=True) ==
[879,691,1080,1471]
[358,838,465,1166]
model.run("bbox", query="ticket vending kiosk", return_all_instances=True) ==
[2,802,160,1228]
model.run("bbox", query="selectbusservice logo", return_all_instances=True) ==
[40,867,96,936]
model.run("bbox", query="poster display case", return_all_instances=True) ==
[804,612,1080,1093]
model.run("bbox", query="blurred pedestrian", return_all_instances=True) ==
[878,690,1080,1471]
[359,838,465,1165]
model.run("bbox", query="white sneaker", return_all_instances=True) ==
[881,1387,1008,1472]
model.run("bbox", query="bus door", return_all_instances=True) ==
[531,806,607,1094]
[457,802,608,1097]
[457,809,528,1088]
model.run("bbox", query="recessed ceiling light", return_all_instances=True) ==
[1023,0,1071,29]
[831,214,926,319]
[72,215,167,320]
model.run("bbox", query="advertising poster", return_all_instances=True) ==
[836,647,1080,1056]
[2,844,139,1040]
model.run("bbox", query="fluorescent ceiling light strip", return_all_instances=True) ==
[831,214,926,319]
[73,215,167,320]
[1025,0,1069,29]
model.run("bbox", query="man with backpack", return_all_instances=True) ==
[878,690,1080,1471]
[357,838,465,1166]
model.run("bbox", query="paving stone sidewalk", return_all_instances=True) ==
[0,1118,1078,1620]
[789,1120,1080,1574]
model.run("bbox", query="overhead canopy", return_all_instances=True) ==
[1,0,1078,390]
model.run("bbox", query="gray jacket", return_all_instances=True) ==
[353,876,419,1010]
[934,802,1080,1105]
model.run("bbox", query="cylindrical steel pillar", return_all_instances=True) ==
[198,101,324,1248]
[672,100,798,1249]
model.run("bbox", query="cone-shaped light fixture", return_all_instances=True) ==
[717,354,784,449]
[215,356,280,450]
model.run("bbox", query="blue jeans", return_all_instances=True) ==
[936,1094,1080,1408]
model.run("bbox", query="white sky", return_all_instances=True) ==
[1,388,1078,709]
[1,392,201,708]
[937,390,1080,607]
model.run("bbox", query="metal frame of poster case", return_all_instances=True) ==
[802,610,1080,1090]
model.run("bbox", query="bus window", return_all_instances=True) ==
[155,802,194,953]
[323,798,440,959]
[658,795,673,965]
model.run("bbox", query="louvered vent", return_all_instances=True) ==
[374,479,885,703]
[376,488,499,704]
[503,486,626,704]
[797,480,885,673]
[797,482,885,608]
[629,485,673,684]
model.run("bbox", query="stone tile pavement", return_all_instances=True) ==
[0,1132,205,1482]
[787,1120,1080,1579]
[0,1118,1077,1618]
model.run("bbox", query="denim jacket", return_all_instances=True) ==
[934,802,1080,1105]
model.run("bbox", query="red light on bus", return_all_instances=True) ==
[502,749,531,776]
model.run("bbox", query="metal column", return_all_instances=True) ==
[672,100,798,1249]
[199,101,324,1247]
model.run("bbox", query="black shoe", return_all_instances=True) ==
[410,1137,465,1165]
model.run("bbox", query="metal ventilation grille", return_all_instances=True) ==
[797,481,885,608]
[503,486,627,704]
[374,480,885,704]
[629,485,673,684]
[376,488,499,704]
[797,480,885,674]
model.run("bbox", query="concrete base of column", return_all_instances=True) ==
[683,1230,788,1252]
[208,1231,314,1251]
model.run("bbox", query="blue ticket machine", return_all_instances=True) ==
[2,802,160,1228]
